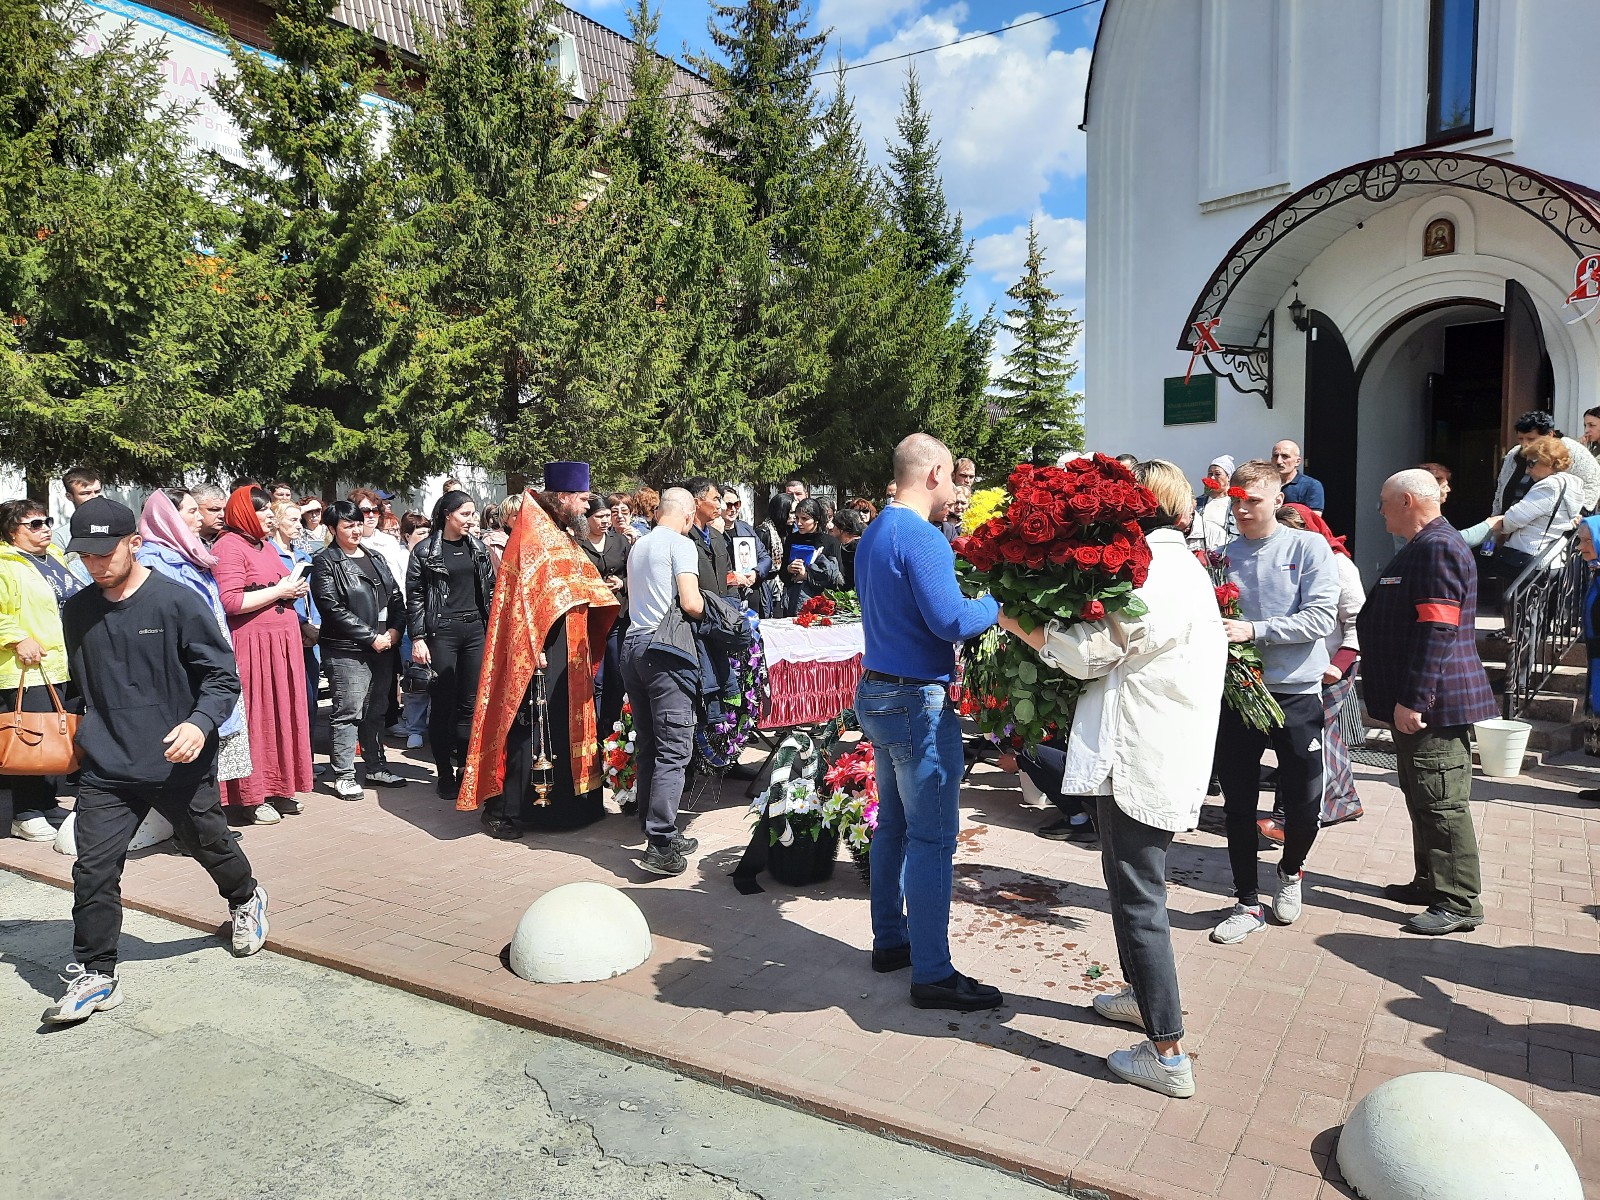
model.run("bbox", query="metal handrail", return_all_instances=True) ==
[1499,525,1586,719]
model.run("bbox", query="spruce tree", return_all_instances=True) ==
[0,0,297,490]
[878,63,991,472]
[791,68,944,493]
[388,0,665,486]
[988,220,1083,467]
[207,0,415,489]
[688,0,831,483]
[885,66,966,290]
[621,1,764,486]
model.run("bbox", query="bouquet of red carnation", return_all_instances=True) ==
[794,594,836,627]
[1195,547,1285,731]
[953,455,1159,747]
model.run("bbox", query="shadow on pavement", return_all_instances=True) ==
[1317,929,1600,1096]
[623,847,1108,1083]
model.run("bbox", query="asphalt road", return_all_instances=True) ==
[0,869,1070,1200]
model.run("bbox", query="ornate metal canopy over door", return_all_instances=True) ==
[1177,152,1600,408]
[1302,310,1359,541]
[1500,278,1554,454]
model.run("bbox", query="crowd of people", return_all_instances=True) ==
[3,420,1586,1101]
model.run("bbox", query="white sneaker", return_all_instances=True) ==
[250,802,282,825]
[1107,1039,1195,1099]
[231,884,269,957]
[406,733,424,750]
[1210,903,1267,945]
[333,777,364,801]
[1092,986,1146,1029]
[11,814,55,842]
[43,964,123,1024]
[1274,868,1303,925]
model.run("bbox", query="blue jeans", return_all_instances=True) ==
[855,678,963,985]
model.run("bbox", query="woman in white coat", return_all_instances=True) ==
[999,460,1226,1101]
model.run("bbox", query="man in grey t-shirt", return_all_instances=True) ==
[621,489,705,876]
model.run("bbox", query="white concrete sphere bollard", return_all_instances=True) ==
[508,881,652,984]
[51,809,175,857]
[1338,1072,1582,1200]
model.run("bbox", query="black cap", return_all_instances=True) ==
[67,497,137,555]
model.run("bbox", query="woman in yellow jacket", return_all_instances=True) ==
[0,498,83,840]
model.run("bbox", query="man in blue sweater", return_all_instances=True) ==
[1213,461,1339,946]
[855,433,1002,1011]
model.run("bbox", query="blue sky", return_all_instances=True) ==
[565,0,1101,376]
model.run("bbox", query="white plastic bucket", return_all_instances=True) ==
[1474,718,1532,778]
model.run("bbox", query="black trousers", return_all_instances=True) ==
[594,617,627,749]
[71,778,257,974]
[0,681,77,827]
[1217,692,1323,904]
[427,615,486,780]
[1018,743,1088,821]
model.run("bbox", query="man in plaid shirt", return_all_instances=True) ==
[1358,469,1497,935]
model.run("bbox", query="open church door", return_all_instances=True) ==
[1500,279,1554,454]
[1303,310,1359,545]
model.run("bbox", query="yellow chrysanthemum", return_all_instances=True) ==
[961,487,1007,535]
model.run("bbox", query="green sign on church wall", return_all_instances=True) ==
[1163,373,1217,426]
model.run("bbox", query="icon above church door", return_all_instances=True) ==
[1424,218,1457,257]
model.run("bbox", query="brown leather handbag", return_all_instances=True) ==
[0,670,81,776]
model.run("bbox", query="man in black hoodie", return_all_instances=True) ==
[44,499,269,1025]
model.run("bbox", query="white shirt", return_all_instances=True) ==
[1036,528,1228,832]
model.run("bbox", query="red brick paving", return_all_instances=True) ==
[3,743,1598,1199]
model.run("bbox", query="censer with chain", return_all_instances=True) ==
[529,667,556,806]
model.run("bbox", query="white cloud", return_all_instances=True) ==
[970,213,1086,291]
[840,6,1090,227]
[817,0,926,46]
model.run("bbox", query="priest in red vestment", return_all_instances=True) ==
[458,462,619,839]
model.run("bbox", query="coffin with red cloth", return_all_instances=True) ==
[757,618,864,730]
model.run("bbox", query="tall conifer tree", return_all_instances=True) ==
[208,0,418,489]
[386,0,661,485]
[0,0,297,490]
[989,220,1083,466]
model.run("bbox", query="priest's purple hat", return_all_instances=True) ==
[543,461,591,493]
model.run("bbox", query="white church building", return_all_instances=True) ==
[1082,0,1600,578]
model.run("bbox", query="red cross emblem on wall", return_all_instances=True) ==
[1185,317,1223,383]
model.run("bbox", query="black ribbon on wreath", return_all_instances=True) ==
[731,710,857,894]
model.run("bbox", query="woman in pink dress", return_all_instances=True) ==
[213,485,313,823]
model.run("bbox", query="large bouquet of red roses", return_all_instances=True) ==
[952,456,1159,747]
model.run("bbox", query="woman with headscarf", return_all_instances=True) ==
[137,488,253,788]
[212,486,313,824]
[1188,455,1237,552]
[1257,504,1366,844]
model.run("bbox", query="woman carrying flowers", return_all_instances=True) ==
[997,460,1225,1101]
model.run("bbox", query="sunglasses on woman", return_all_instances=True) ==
[20,517,54,531]
[359,506,379,515]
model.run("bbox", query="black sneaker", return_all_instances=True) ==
[1037,818,1096,843]
[482,816,522,840]
[669,833,699,856]
[871,944,912,973]
[1383,880,1434,906]
[639,845,688,876]
[1404,907,1483,936]
[909,971,1004,1012]
[365,769,407,788]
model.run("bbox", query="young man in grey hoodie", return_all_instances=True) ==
[1212,460,1340,945]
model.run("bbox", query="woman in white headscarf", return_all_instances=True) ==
[1188,455,1237,552]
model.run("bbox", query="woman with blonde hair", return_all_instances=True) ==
[1467,434,1582,608]
[998,458,1225,1099]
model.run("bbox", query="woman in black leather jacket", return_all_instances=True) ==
[311,501,407,799]
[406,490,496,800]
